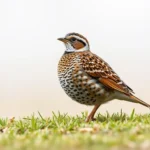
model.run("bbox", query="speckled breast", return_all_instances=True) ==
[58,53,110,105]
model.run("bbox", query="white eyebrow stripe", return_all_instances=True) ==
[64,34,90,52]
[67,35,88,46]
[73,36,87,44]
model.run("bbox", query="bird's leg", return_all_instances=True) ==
[85,104,100,122]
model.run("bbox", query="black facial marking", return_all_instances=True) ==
[70,37,76,42]
[77,39,86,46]
[70,37,86,47]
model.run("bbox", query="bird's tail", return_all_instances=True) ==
[130,95,150,108]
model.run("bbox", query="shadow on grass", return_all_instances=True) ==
[96,112,127,122]
[95,109,150,123]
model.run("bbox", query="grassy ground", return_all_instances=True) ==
[0,110,150,150]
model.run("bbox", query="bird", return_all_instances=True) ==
[57,32,150,122]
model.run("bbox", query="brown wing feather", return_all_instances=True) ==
[79,51,134,95]
[100,78,131,96]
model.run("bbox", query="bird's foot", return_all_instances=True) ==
[85,117,96,122]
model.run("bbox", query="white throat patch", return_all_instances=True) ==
[65,43,89,52]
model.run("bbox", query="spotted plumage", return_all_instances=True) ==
[58,52,113,105]
[58,32,150,122]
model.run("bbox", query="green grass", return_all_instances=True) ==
[0,110,150,150]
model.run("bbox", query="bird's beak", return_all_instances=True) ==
[57,38,68,43]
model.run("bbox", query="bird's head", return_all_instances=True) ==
[58,33,90,52]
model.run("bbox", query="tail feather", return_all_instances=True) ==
[130,95,150,108]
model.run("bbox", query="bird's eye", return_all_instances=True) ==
[70,37,76,42]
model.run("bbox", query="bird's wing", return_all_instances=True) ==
[79,51,134,96]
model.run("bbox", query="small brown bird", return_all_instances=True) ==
[57,33,150,122]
